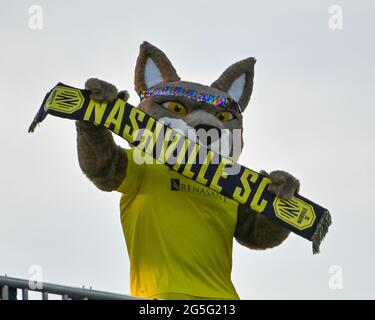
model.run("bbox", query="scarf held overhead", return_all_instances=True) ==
[29,83,332,253]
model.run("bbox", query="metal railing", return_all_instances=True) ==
[0,275,145,300]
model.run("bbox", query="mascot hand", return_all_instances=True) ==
[85,78,118,102]
[85,78,129,103]
[260,170,300,199]
[80,78,129,130]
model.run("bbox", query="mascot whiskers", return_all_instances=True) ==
[76,42,300,300]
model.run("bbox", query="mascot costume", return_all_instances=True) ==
[77,42,297,300]
[29,42,331,300]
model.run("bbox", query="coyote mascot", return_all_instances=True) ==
[76,42,300,300]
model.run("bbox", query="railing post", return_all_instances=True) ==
[9,287,18,300]
[1,285,9,300]
[22,288,29,300]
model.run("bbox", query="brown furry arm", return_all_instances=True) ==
[76,121,127,191]
[234,205,290,250]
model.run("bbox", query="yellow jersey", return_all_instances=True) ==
[117,148,240,299]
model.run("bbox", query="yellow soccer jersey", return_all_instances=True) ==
[117,147,240,300]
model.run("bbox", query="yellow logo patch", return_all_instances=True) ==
[273,197,316,230]
[45,86,84,114]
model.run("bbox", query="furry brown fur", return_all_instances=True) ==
[76,121,127,191]
[75,79,128,191]
[234,170,299,250]
[235,206,290,250]
[76,41,300,251]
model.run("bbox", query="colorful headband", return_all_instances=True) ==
[139,85,242,113]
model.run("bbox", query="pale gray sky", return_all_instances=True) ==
[1,0,374,299]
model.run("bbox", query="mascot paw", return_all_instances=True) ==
[117,90,130,101]
[260,170,300,199]
[85,78,118,102]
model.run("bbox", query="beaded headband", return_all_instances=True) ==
[139,85,242,113]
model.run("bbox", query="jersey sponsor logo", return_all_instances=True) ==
[171,178,180,191]
[170,179,226,202]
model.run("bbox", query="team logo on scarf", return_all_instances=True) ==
[45,86,84,114]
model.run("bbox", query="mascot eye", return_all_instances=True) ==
[216,111,234,122]
[161,101,187,116]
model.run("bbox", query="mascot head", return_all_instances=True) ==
[134,42,256,162]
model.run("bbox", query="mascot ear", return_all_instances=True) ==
[134,41,180,94]
[211,57,256,112]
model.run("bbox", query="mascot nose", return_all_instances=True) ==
[194,124,222,145]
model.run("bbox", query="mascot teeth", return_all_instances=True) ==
[159,117,236,160]
[158,117,193,137]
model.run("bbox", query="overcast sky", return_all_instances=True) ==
[1,0,374,299]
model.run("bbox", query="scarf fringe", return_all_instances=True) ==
[28,120,39,133]
[311,210,332,254]
[28,103,48,133]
